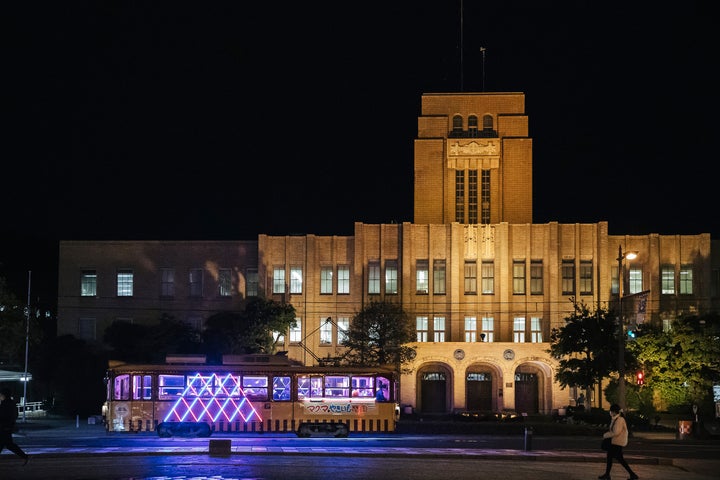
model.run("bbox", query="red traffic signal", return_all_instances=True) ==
[636,371,644,385]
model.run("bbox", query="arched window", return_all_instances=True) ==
[482,114,493,130]
[451,115,463,136]
[468,115,478,137]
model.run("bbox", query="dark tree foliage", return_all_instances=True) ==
[342,300,416,370]
[548,299,623,402]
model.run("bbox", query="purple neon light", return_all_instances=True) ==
[163,373,262,424]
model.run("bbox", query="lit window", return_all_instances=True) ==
[117,269,133,297]
[81,270,97,297]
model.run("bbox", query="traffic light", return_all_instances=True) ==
[636,371,644,385]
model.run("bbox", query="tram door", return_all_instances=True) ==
[421,371,446,413]
[466,372,492,411]
[514,372,539,414]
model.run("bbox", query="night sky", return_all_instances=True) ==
[3,2,716,306]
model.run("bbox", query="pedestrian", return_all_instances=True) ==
[576,393,585,409]
[0,387,29,465]
[598,403,637,479]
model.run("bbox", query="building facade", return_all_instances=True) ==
[57,92,719,416]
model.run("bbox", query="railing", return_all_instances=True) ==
[17,401,45,416]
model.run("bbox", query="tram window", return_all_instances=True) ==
[297,376,310,399]
[325,375,350,397]
[242,375,269,400]
[114,374,130,400]
[351,376,374,397]
[187,374,216,397]
[133,375,152,400]
[159,374,185,399]
[273,376,291,401]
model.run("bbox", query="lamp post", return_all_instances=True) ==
[22,270,31,423]
[616,246,637,411]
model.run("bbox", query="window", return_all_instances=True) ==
[468,169,478,224]
[337,317,349,344]
[337,265,350,294]
[483,114,493,130]
[464,316,477,342]
[320,318,332,345]
[433,259,446,294]
[579,260,593,295]
[530,316,543,342]
[452,114,463,134]
[368,261,380,294]
[290,266,303,294]
[628,267,642,294]
[433,316,446,342]
[611,265,619,295]
[114,374,131,400]
[481,170,490,224]
[661,265,675,294]
[385,260,398,294]
[117,269,133,297]
[468,115,478,136]
[455,170,465,223]
[464,260,477,294]
[481,316,494,342]
[81,270,97,296]
[246,268,258,297]
[133,375,152,400]
[320,266,333,294]
[481,260,494,294]
[78,317,96,340]
[530,260,543,295]
[160,268,175,298]
[416,316,428,342]
[513,316,526,342]
[561,260,575,295]
[243,376,269,401]
[189,268,203,297]
[680,265,693,294]
[513,261,526,294]
[416,260,429,294]
[273,376,292,401]
[273,267,285,294]
[289,318,302,343]
[219,268,232,297]
[273,330,285,346]
[158,374,184,400]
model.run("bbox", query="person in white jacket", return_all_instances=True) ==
[598,403,638,480]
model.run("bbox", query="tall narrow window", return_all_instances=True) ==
[468,169,478,224]
[513,260,526,294]
[513,316,526,342]
[455,170,465,223]
[561,260,575,296]
[416,259,429,294]
[579,260,593,295]
[385,260,398,295]
[464,260,477,294]
[433,316,446,342]
[530,260,543,295]
[530,316,543,342]
[481,260,494,294]
[189,269,203,297]
[218,268,232,297]
[78,317,96,340]
[337,265,350,294]
[81,270,97,297]
[289,318,302,343]
[320,266,333,294]
[464,316,477,342]
[290,266,303,294]
[337,317,349,344]
[661,265,675,294]
[160,268,175,298]
[611,265,619,295]
[468,115,478,136]
[452,114,463,135]
[246,268,258,297]
[629,267,642,294]
[320,318,332,345]
[433,259,446,294]
[416,316,429,342]
[368,261,380,294]
[273,267,285,294]
[679,265,693,294]
[481,169,491,224]
[117,269,133,297]
[481,316,494,342]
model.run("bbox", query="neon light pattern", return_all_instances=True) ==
[163,373,262,423]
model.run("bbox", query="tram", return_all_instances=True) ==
[102,353,400,434]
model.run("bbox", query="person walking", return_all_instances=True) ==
[0,387,29,465]
[598,403,637,480]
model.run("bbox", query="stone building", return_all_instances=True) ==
[57,92,719,415]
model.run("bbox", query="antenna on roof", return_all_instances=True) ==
[480,47,487,92]
[460,0,464,91]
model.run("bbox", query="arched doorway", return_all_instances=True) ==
[466,371,492,411]
[417,364,451,414]
[514,370,539,414]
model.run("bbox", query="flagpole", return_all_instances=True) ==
[22,270,31,423]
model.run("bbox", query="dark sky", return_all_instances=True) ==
[3,2,716,306]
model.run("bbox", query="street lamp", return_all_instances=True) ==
[616,246,637,411]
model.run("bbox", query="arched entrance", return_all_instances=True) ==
[417,364,451,414]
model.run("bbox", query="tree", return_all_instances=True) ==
[201,297,296,363]
[547,299,621,407]
[342,301,416,370]
[0,276,45,369]
[628,313,720,415]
